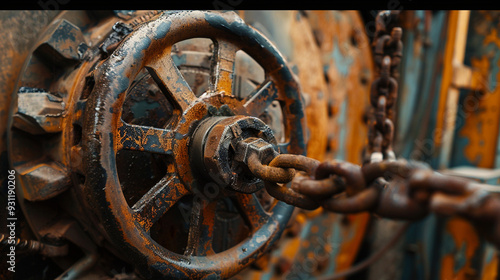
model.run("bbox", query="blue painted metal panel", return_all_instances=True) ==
[397,11,452,280]
[450,11,500,168]
[396,10,426,147]
[396,11,448,170]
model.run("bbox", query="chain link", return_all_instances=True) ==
[247,153,322,210]
[365,11,403,163]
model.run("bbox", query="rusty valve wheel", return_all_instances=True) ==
[82,11,307,279]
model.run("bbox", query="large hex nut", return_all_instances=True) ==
[233,137,278,166]
[190,115,277,193]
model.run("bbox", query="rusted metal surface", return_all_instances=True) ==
[450,11,500,169]
[5,9,500,280]
[431,166,500,280]
[3,9,313,279]
[80,10,307,279]
[292,175,344,199]
[438,217,481,280]
[0,10,96,280]
[240,144,499,278]
[480,244,499,280]
[307,10,374,164]
[193,116,278,192]
[287,12,329,163]
[319,222,410,280]
[247,153,296,184]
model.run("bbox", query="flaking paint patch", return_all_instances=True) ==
[154,21,171,40]
[172,53,187,66]
[331,38,354,77]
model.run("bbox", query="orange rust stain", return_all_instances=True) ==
[343,11,374,165]
[435,11,459,148]
[289,10,329,161]
[439,217,480,280]
[459,55,500,168]
[484,28,500,48]
[199,200,217,255]
[302,239,310,248]
[457,26,500,168]
[303,208,324,219]
[334,213,370,277]
[311,225,319,234]
[215,42,237,96]
[294,212,307,225]
[173,102,207,184]
[482,253,498,280]
[280,236,301,265]
[308,11,373,165]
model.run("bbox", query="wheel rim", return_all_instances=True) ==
[83,10,306,279]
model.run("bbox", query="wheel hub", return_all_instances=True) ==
[190,115,278,193]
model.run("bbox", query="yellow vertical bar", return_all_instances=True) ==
[437,10,470,169]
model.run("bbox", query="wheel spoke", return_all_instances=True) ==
[209,40,238,95]
[132,174,189,233]
[233,193,270,230]
[184,199,217,256]
[243,79,278,115]
[117,121,174,155]
[145,53,197,112]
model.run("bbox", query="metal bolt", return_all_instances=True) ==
[233,137,277,166]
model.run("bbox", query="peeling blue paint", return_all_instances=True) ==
[172,53,187,67]
[331,38,353,77]
[154,21,171,40]
[396,10,425,145]
[325,216,342,275]
[397,11,447,168]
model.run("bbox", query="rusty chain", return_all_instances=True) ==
[365,10,403,163]
[246,152,500,249]
[240,10,500,256]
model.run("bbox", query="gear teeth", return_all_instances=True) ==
[34,19,88,67]
[12,88,65,135]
